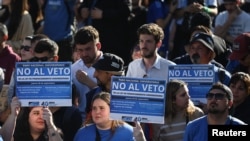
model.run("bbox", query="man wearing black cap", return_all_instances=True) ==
[85,53,125,114]
[188,32,231,85]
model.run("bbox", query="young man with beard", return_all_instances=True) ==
[183,82,246,141]
[71,26,103,121]
[125,23,176,141]
[126,23,176,79]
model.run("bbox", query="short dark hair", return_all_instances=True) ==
[31,34,49,44]
[190,12,212,30]
[208,82,233,100]
[74,26,99,45]
[34,38,59,57]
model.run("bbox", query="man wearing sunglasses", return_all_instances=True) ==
[183,82,246,141]
[20,34,49,62]
[31,38,59,62]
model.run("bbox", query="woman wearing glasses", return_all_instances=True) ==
[229,72,250,124]
[7,34,48,105]
[151,79,204,141]
[7,35,34,106]
[20,36,34,61]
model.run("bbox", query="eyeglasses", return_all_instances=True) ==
[31,56,50,62]
[206,93,227,100]
[20,45,31,51]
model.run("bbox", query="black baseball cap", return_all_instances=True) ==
[93,53,124,75]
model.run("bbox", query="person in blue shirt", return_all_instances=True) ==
[183,82,246,141]
[147,0,178,58]
[74,92,146,141]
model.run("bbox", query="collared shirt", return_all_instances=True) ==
[126,55,176,79]
[71,59,97,120]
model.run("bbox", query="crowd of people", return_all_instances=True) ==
[0,0,249,140]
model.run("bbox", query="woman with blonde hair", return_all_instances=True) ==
[152,79,204,141]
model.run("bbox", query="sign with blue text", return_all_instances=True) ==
[15,62,72,107]
[168,64,215,105]
[110,76,166,124]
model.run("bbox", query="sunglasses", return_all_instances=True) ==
[206,93,227,100]
[31,56,50,62]
[20,45,31,51]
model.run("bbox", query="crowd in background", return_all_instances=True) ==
[0,0,250,140]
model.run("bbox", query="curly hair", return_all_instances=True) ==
[137,23,164,43]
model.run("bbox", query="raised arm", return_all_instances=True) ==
[1,97,21,141]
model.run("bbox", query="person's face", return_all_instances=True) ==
[76,41,100,65]
[132,46,142,60]
[206,89,231,114]
[91,98,110,127]
[33,51,55,62]
[189,42,213,64]
[29,107,45,133]
[229,80,248,105]
[139,34,159,58]
[174,85,190,111]
[94,70,111,88]
[224,2,238,13]
[21,39,34,61]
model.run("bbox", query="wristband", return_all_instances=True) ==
[203,6,209,13]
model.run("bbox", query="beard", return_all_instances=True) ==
[207,104,228,114]
[141,50,155,58]
[82,54,96,65]
[191,53,200,64]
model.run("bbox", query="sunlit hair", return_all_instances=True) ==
[165,80,197,125]
[74,25,99,44]
[84,92,124,135]
[229,72,250,95]
[34,38,59,57]
[189,25,212,42]
[137,23,164,43]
